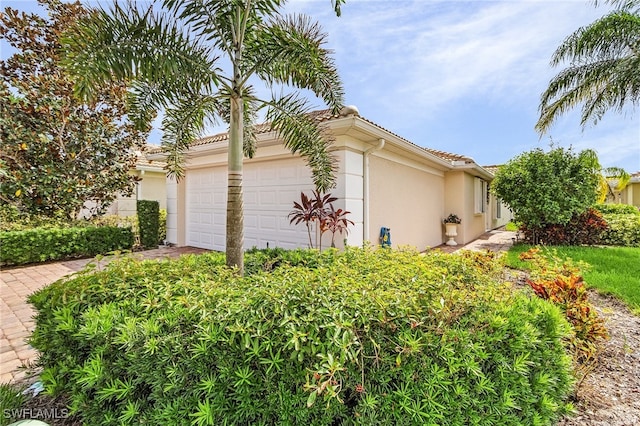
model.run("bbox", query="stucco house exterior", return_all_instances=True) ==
[106,154,167,217]
[619,172,640,208]
[152,107,511,251]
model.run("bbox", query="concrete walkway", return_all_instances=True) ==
[0,230,517,384]
[439,228,518,253]
[0,247,207,383]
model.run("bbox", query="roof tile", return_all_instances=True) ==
[148,108,475,165]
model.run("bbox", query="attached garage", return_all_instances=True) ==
[185,157,316,251]
[159,108,499,251]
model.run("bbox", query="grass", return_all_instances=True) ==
[504,222,520,232]
[506,244,640,315]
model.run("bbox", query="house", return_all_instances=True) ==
[106,153,168,217]
[619,172,640,208]
[482,165,515,229]
[152,107,509,251]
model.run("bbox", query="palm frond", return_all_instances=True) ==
[161,93,224,179]
[62,1,218,103]
[266,93,338,192]
[537,11,640,133]
[594,0,640,12]
[247,13,345,112]
[550,11,640,67]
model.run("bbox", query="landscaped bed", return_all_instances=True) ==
[17,247,575,425]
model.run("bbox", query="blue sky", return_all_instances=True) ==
[3,0,639,172]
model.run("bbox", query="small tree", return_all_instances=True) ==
[0,0,148,219]
[491,146,600,243]
[320,205,354,248]
[288,192,323,249]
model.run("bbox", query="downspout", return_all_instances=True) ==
[363,138,385,242]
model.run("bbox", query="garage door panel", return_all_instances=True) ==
[259,191,277,206]
[186,158,316,250]
[258,215,277,230]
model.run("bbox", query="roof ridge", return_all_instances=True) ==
[148,108,476,165]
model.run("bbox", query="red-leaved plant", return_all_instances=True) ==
[289,191,353,249]
[320,205,354,248]
[519,248,608,364]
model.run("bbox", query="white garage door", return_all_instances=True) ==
[186,158,316,251]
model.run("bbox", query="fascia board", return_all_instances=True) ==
[327,117,453,170]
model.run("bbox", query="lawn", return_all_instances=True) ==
[506,244,640,315]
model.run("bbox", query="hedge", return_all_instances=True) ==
[29,248,575,425]
[594,203,640,216]
[0,226,134,266]
[137,200,159,249]
[601,213,640,247]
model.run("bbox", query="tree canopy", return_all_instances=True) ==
[491,146,601,230]
[0,0,148,219]
[63,0,345,274]
[536,0,640,133]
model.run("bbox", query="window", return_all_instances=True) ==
[474,178,487,214]
[496,198,502,219]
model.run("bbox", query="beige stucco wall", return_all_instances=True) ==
[621,182,640,207]
[105,170,167,217]
[138,172,167,209]
[444,170,490,245]
[490,196,514,229]
[368,155,445,249]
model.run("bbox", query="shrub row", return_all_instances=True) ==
[594,203,640,215]
[518,207,640,247]
[601,213,640,247]
[521,208,608,246]
[137,200,159,249]
[0,204,73,232]
[0,226,134,266]
[29,248,574,425]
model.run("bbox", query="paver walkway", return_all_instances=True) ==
[1,231,517,384]
[0,247,207,383]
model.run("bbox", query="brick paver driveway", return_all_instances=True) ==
[0,247,207,383]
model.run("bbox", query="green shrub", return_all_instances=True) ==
[0,383,27,426]
[244,246,322,275]
[600,213,640,247]
[0,204,74,231]
[137,200,159,249]
[91,214,140,247]
[158,209,167,244]
[594,203,640,215]
[505,221,520,232]
[520,208,608,246]
[29,248,574,425]
[0,226,134,266]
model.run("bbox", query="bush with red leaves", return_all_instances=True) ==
[521,208,608,245]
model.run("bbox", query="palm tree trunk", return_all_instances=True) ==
[227,95,244,275]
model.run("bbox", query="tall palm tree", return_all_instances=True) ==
[536,0,640,133]
[63,0,345,275]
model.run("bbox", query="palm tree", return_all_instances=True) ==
[536,0,640,133]
[62,0,345,275]
[599,167,631,202]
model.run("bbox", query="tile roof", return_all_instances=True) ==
[136,156,166,169]
[148,108,476,166]
[482,165,501,175]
